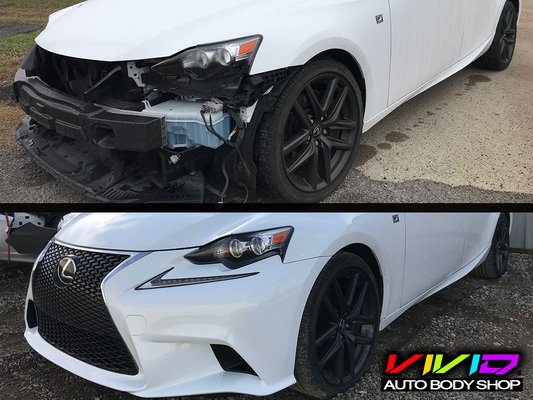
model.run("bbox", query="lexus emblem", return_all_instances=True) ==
[56,256,78,286]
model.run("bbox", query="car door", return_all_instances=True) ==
[402,214,466,306]
[460,0,505,59]
[388,0,464,105]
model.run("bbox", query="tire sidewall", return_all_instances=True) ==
[492,213,510,275]
[494,1,518,69]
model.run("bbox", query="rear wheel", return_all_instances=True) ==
[256,58,363,203]
[471,214,510,280]
[294,252,380,398]
[474,1,518,70]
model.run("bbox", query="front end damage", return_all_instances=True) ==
[13,40,290,202]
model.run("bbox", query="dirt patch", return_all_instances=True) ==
[0,56,23,84]
[0,102,24,147]
[0,22,38,39]
[0,85,13,103]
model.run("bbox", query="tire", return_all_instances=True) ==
[474,1,518,71]
[471,214,510,280]
[255,58,364,203]
[294,252,380,399]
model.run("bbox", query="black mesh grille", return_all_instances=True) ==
[32,242,138,375]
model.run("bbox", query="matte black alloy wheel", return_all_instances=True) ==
[282,74,359,193]
[494,215,510,274]
[499,5,517,64]
[313,268,378,386]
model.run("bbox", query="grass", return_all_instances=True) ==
[0,0,79,151]
[0,0,77,82]
[10,0,79,8]
[0,30,39,55]
[0,31,39,83]
[0,0,79,24]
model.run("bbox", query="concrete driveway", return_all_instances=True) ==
[0,1,531,203]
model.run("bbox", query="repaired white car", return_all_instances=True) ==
[14,1,520,203]
[25,213,511,398]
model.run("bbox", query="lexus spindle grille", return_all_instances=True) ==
[31,242,139,375]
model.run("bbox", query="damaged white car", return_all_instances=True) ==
[13,0,520,202]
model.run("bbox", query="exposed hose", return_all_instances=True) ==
[201,109,252,203]
[200,110,252,177]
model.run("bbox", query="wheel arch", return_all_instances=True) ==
[509,0,520,14]
[337,243,383,307]
[504,212,512,235]
[310,49,367,109]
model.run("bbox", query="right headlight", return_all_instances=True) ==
[151,35,262,81]
[185,226,293,269]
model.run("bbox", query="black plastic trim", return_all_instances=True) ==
[26,300,37,329]
[211,345,258,376]
[16,117,205,203]
[14,69,166,152]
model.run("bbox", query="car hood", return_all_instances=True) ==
[54,213,293,251]
[36,0,302,62]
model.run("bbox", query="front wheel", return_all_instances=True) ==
[293,252,380,398]
[256,58,364,203]
[471,214,510,280]
[474,1,518,71]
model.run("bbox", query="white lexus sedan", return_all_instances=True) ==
[24,213,511,398]
[13,1,520,203]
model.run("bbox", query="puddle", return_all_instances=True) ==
[386,131,409,143]
[466,75,492,87]
[355,145,378,167]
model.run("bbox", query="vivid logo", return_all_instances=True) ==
[386,353,521,377]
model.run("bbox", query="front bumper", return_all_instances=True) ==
[13,69,166,152]
[25,241,329,398]
[16,117,205,203]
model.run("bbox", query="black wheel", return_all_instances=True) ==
[474,1,518,70]
[471,214,510,280]
[294,252,380,398]
[256,58,363,203]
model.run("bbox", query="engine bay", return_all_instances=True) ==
[14,45,291,203]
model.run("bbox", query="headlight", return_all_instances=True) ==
[57,213,79,230]
[151,35,262,81]
[185,227,293,269]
